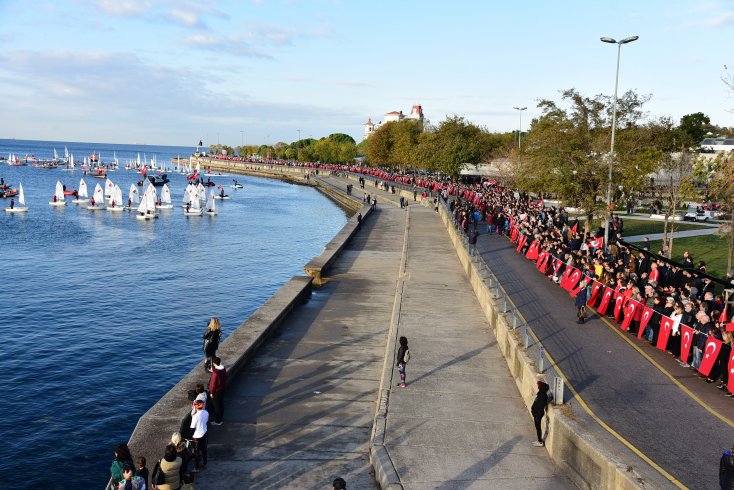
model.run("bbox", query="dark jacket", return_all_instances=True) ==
[721,450,734,489]
[397,345,408,366]
[531,382,550,418]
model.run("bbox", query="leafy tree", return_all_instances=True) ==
[422,116,486,177]
[327,133,356,145]
[696,151,734,271]
[679,112,713,148]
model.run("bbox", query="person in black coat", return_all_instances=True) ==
[575,279,589,324]
[531,379,550,447]
[721,444,734,489]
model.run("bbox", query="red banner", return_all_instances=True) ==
[637,306,654,339]
[516,234,528,253]
[680,324,694,364]
[656,316,674,350]
[570,278,586,298]
[552,259,563,277]
[597,287,614,315]
[525,241,540,260]
[559,266,575,289]
[535,250,547,270]
[613,293,626,322]
[563,268,582,292]
[727,346,734,394]
[587,281,603,307]
[510,226,519,242]
[698,336,723,377]
[719,305,728,324]
[621,300,640,331]
[588,236,603,249]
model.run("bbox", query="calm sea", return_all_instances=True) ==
[0,139,347,488]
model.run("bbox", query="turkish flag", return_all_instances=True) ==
[656,316,675,350]
[637,306,654,339]
[510,226,519,242]
[621,300,640,331]
[536,250,549,272]
[726,347,734,394]
[526,241,540,260]
[588,236,603,249]
[563,268,582,292]
[559,267,575,289]
[571,221,578,234]
[613,293,627,322]
[680,324,695,364]
[516,234,528,253]
[720,305,728,324]
[588,281,603,307]
[698,336,723,377]
[727,322,734,333]
[553,259,563,277]
[597,287,614,315]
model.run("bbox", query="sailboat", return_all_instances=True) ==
[104,178,115,202]
[183,186,203,216]
[157,184,173,209]
[136,185,157,220]
[87,183,106,210]
[72,178,89,204]
[4,182,28,213]
[107,185,124,211]
[205,190,217,216]
[126,184,139,210]
[181,184,194,207]
[49,181,66,206]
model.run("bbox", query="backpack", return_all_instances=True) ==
[151,460,165,485]
[403,349,410,363]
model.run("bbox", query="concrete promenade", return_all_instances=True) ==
[197,175,571,488]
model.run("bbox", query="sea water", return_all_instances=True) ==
[0,139,347,488]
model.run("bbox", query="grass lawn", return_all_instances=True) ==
[621,219,710,238]
[648,234,732,279]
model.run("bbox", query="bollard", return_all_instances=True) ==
[503,295,509,313]
[553,376,564,405]
[524,324,529,349]
[539,345,545,373]
[512,313,518,329]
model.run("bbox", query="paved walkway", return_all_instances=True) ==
[198,175,571,489]
[624,227,719,243]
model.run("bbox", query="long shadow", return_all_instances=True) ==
[408,342,494,385]
[434,435,522,490]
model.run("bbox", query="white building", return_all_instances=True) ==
[363,105,424,139]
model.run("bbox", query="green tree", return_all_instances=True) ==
[423,116,486,177]
[679,112,713,148]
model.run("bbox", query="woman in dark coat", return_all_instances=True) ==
[202,316,222,371]
[575,280,589,324]
[531,379,550,447]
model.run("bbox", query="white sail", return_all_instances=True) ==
[137,190,148,214]
[92,183,105,206]
[79,179,88,198]
[190,192,201,211]
[64,146,69,160]
[53,148,58,161]
[114,185,123,206]
[69,153,75,169]
[54,181,65,200]
[195,161,201,173]
[161,184,172,204]
[104,178,114,198]
[182,184,194,205]
[197,183,206,201]
[18,182,26,207]
[206,190,216,213]
[147,185,158,205]
[129,184,139,205]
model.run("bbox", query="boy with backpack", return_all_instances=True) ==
[397,336,410,388]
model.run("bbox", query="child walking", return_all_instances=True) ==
[396,336,410,388]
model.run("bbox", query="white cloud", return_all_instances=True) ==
[700,11,734,26]
[182,34,272,58]
[95,0,152,17]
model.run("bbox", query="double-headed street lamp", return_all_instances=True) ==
[600,35,638,250]
[513,106,527,149]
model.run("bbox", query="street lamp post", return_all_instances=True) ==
[600,35,638,251]
[513,106,527,149]
[297,129,302,159]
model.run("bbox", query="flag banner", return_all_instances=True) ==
[597,287,614,315]
[727,346,734,394]
[553,258,563,277]
[588,236,603,249]
[621,300,640,331]
[536,250,549,271]
[698,336,723,377]
[516,234,528,253]
[719,305,728,324]
[727,322,734,333]
[588,281,603,307]
[510,226,519,242]
[525,240,540,260]
[570,278,586,298]
[656,315,675,351]
[680,324,694,364]
[559,266,576,289]
[564,268,583,292]
[613,293,626,322]
[637,306,654,339]
[571,221,578,234]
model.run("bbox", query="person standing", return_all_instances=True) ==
[531,378,550,447]
[721,443,734,489]
[156,444,182,490]
[190,399,209,472]
[209,356,227,425]
[575,280,589,324]
[468,228,478,257]
[202,317,222,371]
[110,443,135,487]
[396,336,410,388]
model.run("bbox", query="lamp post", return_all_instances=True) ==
[600,35,638,250]
[297,129,302,159]
[513,106,527,149]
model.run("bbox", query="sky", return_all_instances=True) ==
[0,0,733,148]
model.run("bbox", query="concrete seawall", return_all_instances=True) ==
[109,167,370,488]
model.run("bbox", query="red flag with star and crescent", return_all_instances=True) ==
[679,324,695,364]
[588,236,604,249]
[698,336,723,377]
[720,305,728,324]
[588,281,603,307]
[726,346,734,394]
[525,241,540,260]
[637,306,654,339]
[562,268,582,292]
[552,258,563,277]
[597,287,614,315]
[656,316,675,350]
[613,293,627,322]
[621,300,640,331]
